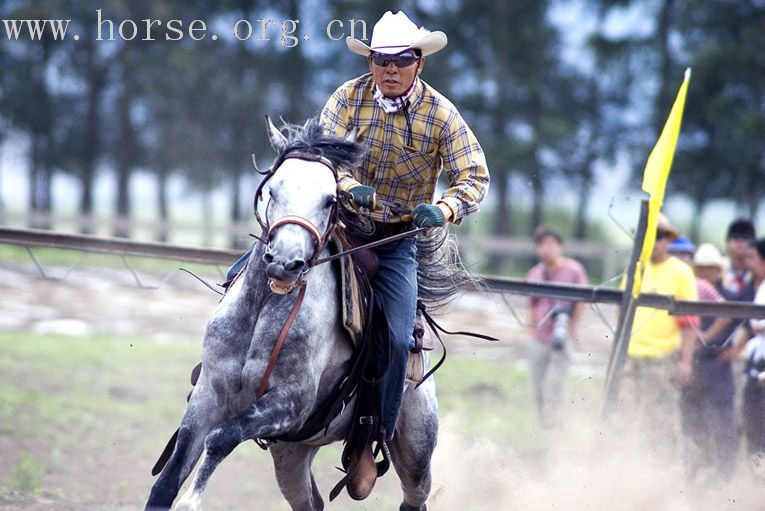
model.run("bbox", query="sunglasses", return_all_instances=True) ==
[370,52,420,68]
[656,230,673,240]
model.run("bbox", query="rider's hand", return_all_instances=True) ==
[348,185,376,210]
[412,203,447,228]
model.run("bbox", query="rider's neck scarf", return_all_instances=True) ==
[373,78,418,113]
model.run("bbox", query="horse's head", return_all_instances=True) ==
[257,117,363,294]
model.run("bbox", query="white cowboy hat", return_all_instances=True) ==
[346,11,447,57]
[693,243,724,269]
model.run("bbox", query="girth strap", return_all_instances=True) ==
[257,280,308,399]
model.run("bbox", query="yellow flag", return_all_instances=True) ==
[632,68,691,298]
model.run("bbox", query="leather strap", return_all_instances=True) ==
[268,215,323,249]
[257,281,308,399]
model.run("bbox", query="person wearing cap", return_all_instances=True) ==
[320,10,489,499]
[622,214,699,455]
[668,240,740,480]
[724,218,756,296]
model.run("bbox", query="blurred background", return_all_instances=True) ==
[1,0,763,278]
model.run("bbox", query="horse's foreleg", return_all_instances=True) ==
[146,385,224,510]
[175,391,307,511]
[270,442,323,511]
[390,377,439,511]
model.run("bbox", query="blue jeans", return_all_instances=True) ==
[371,236,418,439]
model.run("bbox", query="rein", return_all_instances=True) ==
[256,280,308,399]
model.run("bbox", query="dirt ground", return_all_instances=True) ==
[2,260,765,510]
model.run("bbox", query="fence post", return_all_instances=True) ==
[601,199,649,417]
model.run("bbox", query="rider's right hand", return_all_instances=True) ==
[348,185,376,210]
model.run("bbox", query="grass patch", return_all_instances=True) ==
[4,454,45,495]
[0,330,592,508]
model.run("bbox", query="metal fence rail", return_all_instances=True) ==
[0,226,241,265]
[3,226,765,319]
[482,276,765,319]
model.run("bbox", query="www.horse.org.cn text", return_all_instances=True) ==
[0,9,370,48]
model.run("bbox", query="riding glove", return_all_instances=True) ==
[348,185,376,210]
[412,203,446,228]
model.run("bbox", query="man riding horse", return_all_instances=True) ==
[321,10,490,498]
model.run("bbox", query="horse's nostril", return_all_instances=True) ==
[262,252,274,264]
[284,259,306,272]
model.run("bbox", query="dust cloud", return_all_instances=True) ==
[429,412,765,510]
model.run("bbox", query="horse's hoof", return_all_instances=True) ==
[400,504,426,511]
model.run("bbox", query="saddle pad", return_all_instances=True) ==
[331,237,364,346]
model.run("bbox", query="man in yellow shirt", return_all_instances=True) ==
[623,214,698,450]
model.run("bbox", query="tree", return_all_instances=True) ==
[670,0,765,236]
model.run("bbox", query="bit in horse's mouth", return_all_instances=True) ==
[269,278,297,295]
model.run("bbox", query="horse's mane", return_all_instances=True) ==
[275,118,365,172]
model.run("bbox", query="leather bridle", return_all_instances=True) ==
[254,151,340,271]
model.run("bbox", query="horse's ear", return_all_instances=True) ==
[265,115,288,152]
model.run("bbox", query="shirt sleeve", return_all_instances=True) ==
[751,284,765,331]
[320,88,362,194]
[675,262,699,327]
[437,110,490,223]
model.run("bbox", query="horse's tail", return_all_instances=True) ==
[415,227,482,312]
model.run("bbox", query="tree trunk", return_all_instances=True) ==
[79,36,103,234]
[653,0,677,136]
[28,135,53,229]
[156,170,169,243]
[79,172,94,234]
[0,130,5,222]
[529,167,544,235]
[573,167,594,240]
[487,170,511,273]
[113,56,136,239]
[229,171,244,249]
[689,197,705,242]
[201,190,214,246]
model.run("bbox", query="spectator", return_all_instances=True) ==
[670,240,739,480]
[526,225,588,429]
[623,214,698,454]
[742,237,765,463]
[724,218,756,296]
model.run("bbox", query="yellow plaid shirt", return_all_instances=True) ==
[320,73,489,224]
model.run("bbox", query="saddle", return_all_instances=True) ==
[331,229,433,384]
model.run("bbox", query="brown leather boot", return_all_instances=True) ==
[346,442,377,500]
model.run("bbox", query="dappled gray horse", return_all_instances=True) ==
[146,118,441,511]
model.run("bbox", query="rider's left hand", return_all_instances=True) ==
[412,203,447,228]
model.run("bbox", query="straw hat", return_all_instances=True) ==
[346,11,447,57]
[656,213,679,240]
[693,243,724,269]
